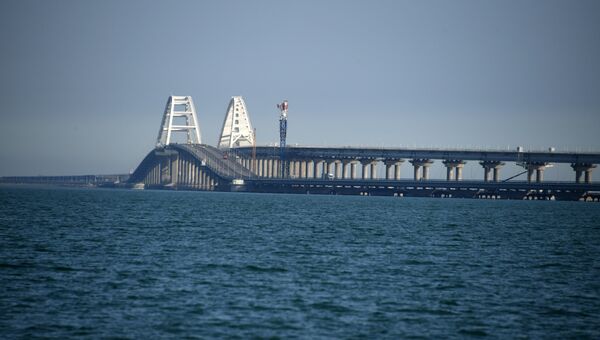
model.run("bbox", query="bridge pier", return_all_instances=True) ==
[481,161,504,182]
[525,162,547,183]
[360,159,377,179]
[202,171,208,190]
[256,158,262,177]
[325,160,334,177]
[264,158,270,177]
[350,161,358,179]
[370,161,377,179]
[287,160,293,178]
[361,160,369,179]
[292,160,298,178]
[265,159,271,178]
[442,160,465,181]
[264,159,270,178]
[269,159,275,178]
[171,154,179,185]
[313,160,323,179]
[191,162,197,188]
[187,158,193,185]
[297,160,306,178]
[340,160,350,179]
[385,161,394,180]
[410,159,433,180]
[393,160,404,180]
[572,163,596,183]
[304,160,311,178]
[333,161,341,179]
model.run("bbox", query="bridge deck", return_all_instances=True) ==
[233,146,600,164]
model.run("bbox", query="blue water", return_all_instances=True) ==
[1,185,599,338]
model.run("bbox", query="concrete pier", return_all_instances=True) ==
[370,161,377,180]
[571,163,596,184]
[341,160,350,179]
[442,160,465,181]
[525,162,547,183]
[350,161,357,179]
[361,160,370,180]
[481,161,504,182]
[410,159,433,181]
[385,160,404,180]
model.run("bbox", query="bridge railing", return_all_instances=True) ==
[173,144,256,180]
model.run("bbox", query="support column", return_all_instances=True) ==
[265,158,273,178]
[171,155,179,184]
[271,159,277,178]
[370,161,377,180]
[575,168,583,183]
[350,161,358,180]
[410,159,433,181]
[525,162,547,183]
[385,161,394,180]
[191,162,197,188]
[493,167,501,182]
[307,160,314,178]
[327,160,335,177]
[484,167,491,182]
[455,163,464,181]
[412,163,421,181]
[292,160,299,178]
[422,163,431,180]
[180,158,185,185]
[301,160,308,179]
[361,160,370,180]
[572,163,596,184]
[443,161,455,181]
[334,161,342,179]
[443,160,465,181]
[481,161,504,182]
[186,159,192,185]
[394,160,403,180]
[341,160,350,179]
[264,159,270,178]
[313,160,322,179]
[264,158,269,177]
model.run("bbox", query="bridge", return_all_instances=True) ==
[124,95,600,201]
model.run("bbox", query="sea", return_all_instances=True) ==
[1,185,599,338]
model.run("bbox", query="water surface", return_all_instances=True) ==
[1,185,599,338]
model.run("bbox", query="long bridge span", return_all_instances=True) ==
[126,143,600,201]
[5,95,598,201]
[123,95,600,201]
[234,145,599,183]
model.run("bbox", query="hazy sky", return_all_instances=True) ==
[1,0,599,177]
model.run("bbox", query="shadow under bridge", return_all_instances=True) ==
[128,144,253,190]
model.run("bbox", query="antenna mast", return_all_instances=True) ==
[277,100,288,178]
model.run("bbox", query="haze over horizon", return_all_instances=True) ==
[1,0,599,178]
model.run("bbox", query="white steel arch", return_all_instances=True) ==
[156,96,202,146]
[217,96,255,149]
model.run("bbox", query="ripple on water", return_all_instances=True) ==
[1,187,599,338]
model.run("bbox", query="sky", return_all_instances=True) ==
[0,0,599,178]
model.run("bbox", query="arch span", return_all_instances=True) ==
[129,144,254,190]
